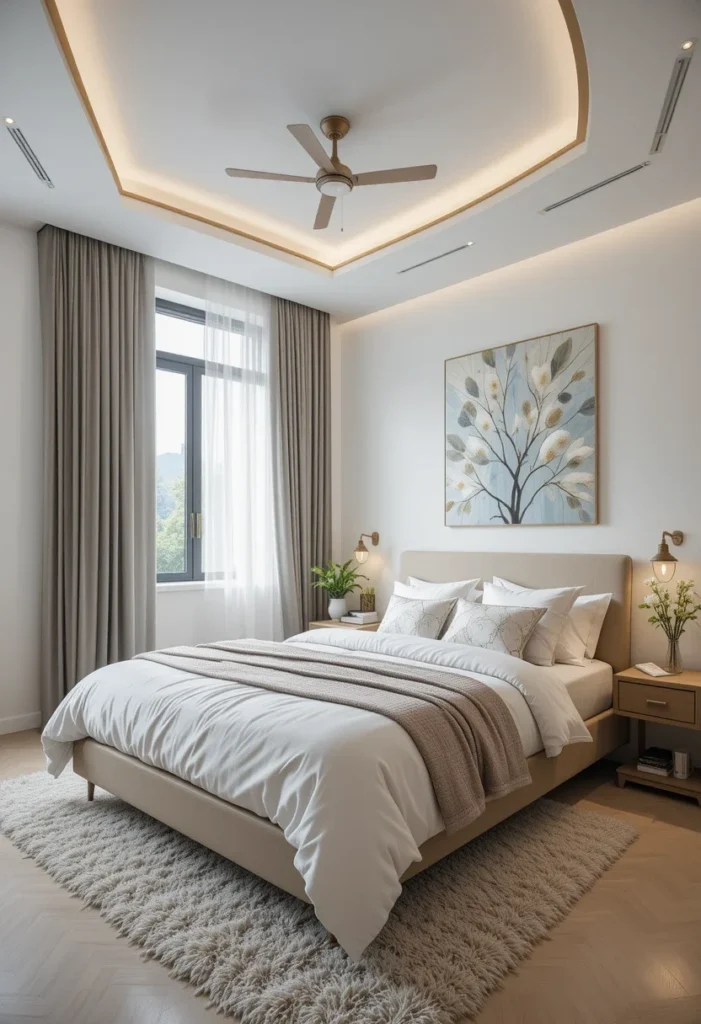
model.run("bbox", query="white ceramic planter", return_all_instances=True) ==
[327,597,347,621]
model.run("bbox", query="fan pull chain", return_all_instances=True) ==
[340,195,344,233]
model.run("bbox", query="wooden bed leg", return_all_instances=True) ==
[87,781,95,802]
[328,933,338,946]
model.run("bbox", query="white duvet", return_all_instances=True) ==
[42,629,592,959]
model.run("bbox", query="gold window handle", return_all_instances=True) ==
[189,513,202,539]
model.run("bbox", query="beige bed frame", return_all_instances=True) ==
[73,552,632,905]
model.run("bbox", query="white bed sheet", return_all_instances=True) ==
[41,630,593,960]
[549,659,613,721]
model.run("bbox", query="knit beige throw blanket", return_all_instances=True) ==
[137,640,531,834]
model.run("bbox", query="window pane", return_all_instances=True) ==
[201,373,243,576]
[156,368,187,575]
[156,311,204,359]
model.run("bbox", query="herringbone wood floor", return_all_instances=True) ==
[2,732,701,1024]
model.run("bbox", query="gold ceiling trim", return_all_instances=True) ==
[43,0,589,274]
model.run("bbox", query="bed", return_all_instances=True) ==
[44,551,631,959]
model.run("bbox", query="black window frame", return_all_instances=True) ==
[156,299,204,583]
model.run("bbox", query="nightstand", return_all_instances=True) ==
[308,620,379,632]
[613,667,701,804]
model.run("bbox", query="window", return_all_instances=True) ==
[156,299,204,581]
[155,295,263,583]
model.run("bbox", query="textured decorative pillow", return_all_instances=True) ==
[442,600,546,659]
[378,594,456,639]
[404,576,481,601]
[493,577,611,663]
[395,578,480,635]
[482,582,583,666]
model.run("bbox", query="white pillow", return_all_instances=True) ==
[491,576,586,665]
[553,617,588,666]
[482,582,583,666]
[378,594,456,639]
[399,577,481,636]
[493,576,612,662]
[572,592,613,659]
[403,576,481,601]
[442,600,546,659]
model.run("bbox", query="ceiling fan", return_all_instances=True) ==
[225,115,437,230]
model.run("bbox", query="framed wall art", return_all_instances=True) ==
[445,323,598,526]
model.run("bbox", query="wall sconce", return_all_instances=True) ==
[354,531,379,564]
[651,530,684,582]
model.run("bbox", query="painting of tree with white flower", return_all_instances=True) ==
[445,324,598,525]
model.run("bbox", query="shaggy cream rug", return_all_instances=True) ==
[0,771,636,1023]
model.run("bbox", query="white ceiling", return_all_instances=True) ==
[0,0,699,321]
[63,0,576,254]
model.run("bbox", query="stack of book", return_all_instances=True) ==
[341,610,379,624]
[637,746,673,776]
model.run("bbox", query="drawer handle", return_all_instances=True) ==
[646,699,668,708]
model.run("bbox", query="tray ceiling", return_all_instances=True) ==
[45,0,586,269]
[1,0,699,320]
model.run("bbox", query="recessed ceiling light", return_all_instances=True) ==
[3,117,15,125]
[681,39,695,51]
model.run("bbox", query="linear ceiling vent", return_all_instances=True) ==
[540,162,650,214]
[650,44,695,154]
[5,124,54,187]
[398,243,474,275]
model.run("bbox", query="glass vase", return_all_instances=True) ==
[664,637,683,675]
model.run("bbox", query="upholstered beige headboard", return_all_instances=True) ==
[399,552,632,672]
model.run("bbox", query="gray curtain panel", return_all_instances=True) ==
[38,225,155,721]
[271,298,331,635]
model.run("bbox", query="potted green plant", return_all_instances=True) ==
[639,577,701,674]
[311,560,368,620]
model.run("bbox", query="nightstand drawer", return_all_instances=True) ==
[618,680,696,724]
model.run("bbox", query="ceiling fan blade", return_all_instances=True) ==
[354,164,437,186]
[225,167,315,182]
[313,194,336,230]
[287,124,335,174]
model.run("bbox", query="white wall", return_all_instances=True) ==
[0,223,43,734]
[338,200,701,681]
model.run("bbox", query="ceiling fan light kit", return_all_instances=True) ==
[225,115,437,230]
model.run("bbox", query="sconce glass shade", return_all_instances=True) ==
[355,540,369,564]
[652,557,676,582]
[354,531,379,564]
[651,530,683,582]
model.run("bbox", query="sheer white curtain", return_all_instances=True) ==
[203,278,283,640]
